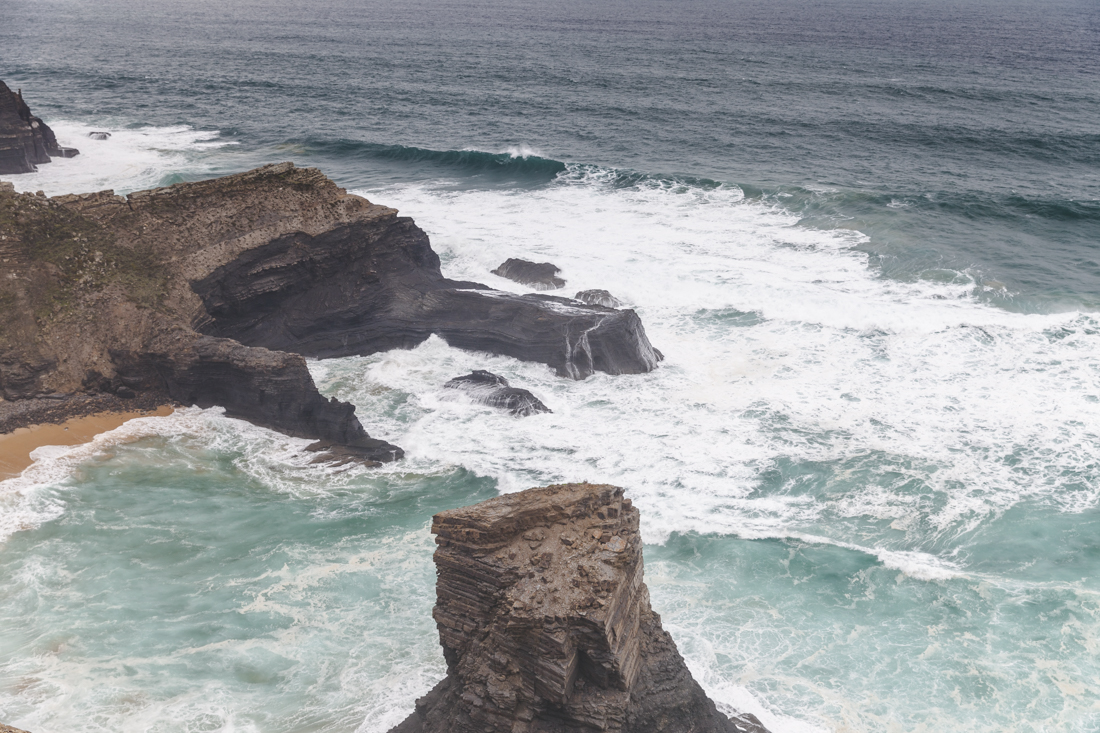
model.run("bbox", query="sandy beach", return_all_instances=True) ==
[0,406,174,480]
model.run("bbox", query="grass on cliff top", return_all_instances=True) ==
[0,193,169,329]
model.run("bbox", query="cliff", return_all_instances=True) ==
[391,483,770,733]
[0,164,660,461]
[0,81,77,174]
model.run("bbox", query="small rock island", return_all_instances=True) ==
[391,483,770,733]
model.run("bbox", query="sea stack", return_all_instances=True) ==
[390,482,770,733]
[0,80,78,174]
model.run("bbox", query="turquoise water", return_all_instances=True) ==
[2,0,1100,730]
[0,412,490,732]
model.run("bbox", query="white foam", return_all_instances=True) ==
[0,121,233,196]
[342,171,1099,558]
[1,154,1096,732]
[499,144,544,159]
[0,405,401,545]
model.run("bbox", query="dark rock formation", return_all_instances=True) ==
[111,331,402,462]
[391,483,770,733]
[187,188,660,379]
[492,258,566,290]
[575,289,624,309]
[417,291,661,380]
[88,131,111,140]
[0,80,78,174]
[1,162,660,460]
[444,370,551,416]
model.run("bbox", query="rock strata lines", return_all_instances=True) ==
[391,483,770,733]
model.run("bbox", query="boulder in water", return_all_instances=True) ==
[444,369,551,416]
[491,257,566,290]
[87,131,112,140]
[575,288,624,308]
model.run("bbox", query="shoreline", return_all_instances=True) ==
[0,406,174,480]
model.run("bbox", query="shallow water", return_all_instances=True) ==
[2,0,1099,730]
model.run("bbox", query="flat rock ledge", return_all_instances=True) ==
[390,483,770,733]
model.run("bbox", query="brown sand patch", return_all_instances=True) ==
[0,406,174,480]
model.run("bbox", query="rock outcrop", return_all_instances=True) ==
[391,483,770,733]
[0,81,78,174]
[575,289,624,309]
[112,332,401,463]
[492,258,566,290]
[0,162,660,459]
[444,370,551,416]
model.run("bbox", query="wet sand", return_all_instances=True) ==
[0,406,174,480]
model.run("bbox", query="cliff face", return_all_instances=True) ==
[392,483,770,733]
[0,163,660,460]
[0,167,402,460]
[0,81,75,174]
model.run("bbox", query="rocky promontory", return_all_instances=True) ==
[391,483,770,733]
[0,81,77,174]
[0,164,661,460]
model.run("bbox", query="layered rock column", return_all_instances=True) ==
[391,483,770,733]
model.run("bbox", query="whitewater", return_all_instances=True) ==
[2,114,1098,733]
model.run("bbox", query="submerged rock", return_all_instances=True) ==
[444,369,551,416]
[575,289,624,308]
[88,131,111,140]
[492,257,566,290]
[0,80,78,174]
[390,482,771,733]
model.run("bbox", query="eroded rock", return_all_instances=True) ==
[444,369,551,416]
[390,483,771,733]
[0,161,660,461]
[0,80,78,174]
[492,258,566,290]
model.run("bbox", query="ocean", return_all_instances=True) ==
[1,0,1099,731]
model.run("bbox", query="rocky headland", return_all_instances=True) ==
[0,163,661,461]
[391,482,770,733]
[0,81,77,175]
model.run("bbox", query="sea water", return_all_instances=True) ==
[1,1,1099,731]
